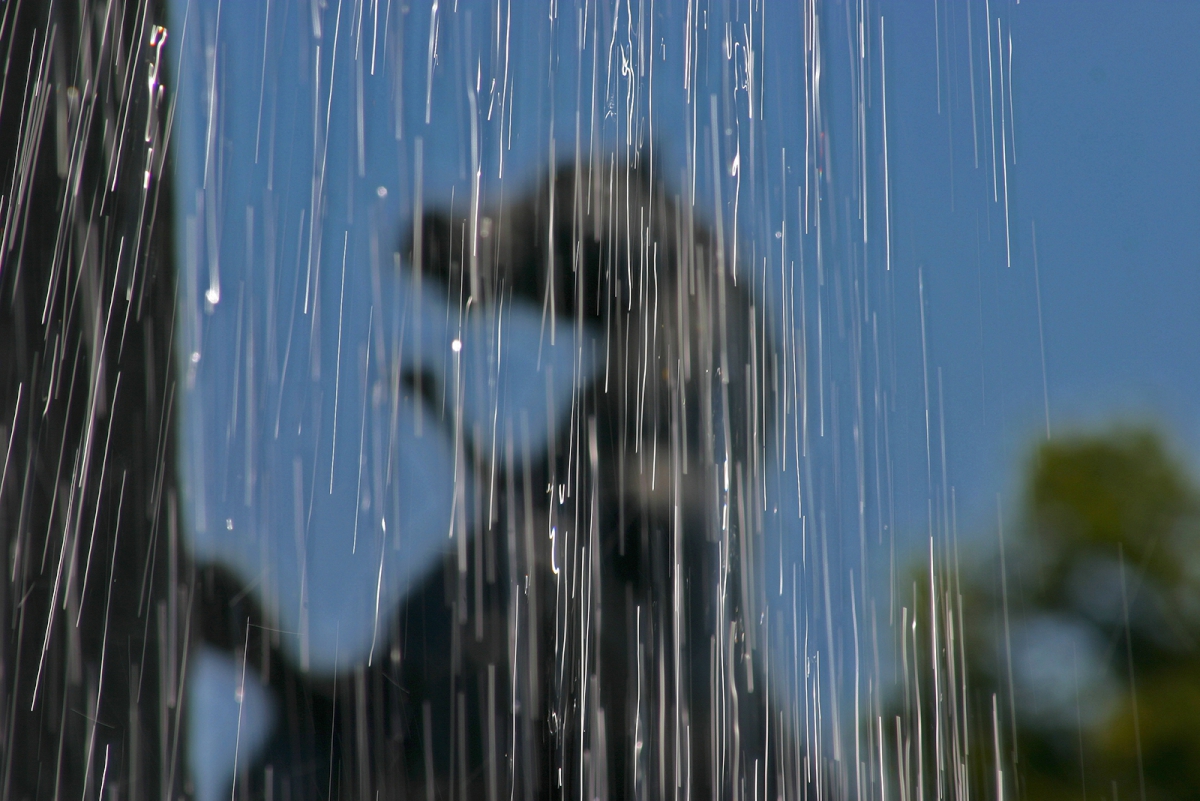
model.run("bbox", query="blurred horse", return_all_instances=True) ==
[197,160,785,800]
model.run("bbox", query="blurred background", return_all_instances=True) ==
[2,1,1199,799]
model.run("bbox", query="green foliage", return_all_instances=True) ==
[1026,429,1196,600]
[892,427,1200,800]
[1019,430,1200,799]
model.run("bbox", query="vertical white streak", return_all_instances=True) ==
[331,231,350,492]
[1031,221,1050,439]
[352,309,374,550]
[880,17,892,271]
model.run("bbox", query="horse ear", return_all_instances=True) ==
[403,210,459,284]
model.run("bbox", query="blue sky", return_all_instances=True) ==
[878,0,1200,538]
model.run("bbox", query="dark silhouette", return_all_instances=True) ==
[1,3,183,800]
[205,161,790,800]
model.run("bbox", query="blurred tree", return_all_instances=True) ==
[1018,429,1200,800]
[890,428,1200,801]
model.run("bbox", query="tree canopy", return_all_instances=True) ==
[895,428,1200,800]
